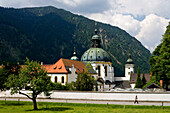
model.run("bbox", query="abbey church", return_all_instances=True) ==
[42,23,148,91]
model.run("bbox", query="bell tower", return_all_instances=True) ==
[125,53,134,81]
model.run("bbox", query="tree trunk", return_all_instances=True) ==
[33,98,38,110]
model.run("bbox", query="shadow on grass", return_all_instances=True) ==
[1,103,25,106]
[26,107,73,111]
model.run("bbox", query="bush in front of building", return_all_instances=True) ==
[52,83,69,90]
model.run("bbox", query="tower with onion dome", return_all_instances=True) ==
[125,53,134,81]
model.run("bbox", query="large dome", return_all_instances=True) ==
[81,48,111,62]
[81,22,112,62]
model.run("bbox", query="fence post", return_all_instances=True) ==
[18,98,20,104]
[5,97,6,104]
[107,103,109,108]
[124,104,125,110]
[162,102,164,109]
[5,93,6,104]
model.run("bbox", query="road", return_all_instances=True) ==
[0,98,170,106]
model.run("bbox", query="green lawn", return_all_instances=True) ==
[0,100,170,113]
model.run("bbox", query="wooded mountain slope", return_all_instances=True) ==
[0,6,151,76]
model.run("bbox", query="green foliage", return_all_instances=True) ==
[142,73,147,86]
[6,58,53,110]
[0,6,151,76]
[52,83,68,90]
[143,76,160,89]
[67,82,76,91]
[0,62,20,91]
[0,68,4,90]
[74,71,94,91]
[135,67,143,88]
[149,22,170,90]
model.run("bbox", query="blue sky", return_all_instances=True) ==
[0,0,169,52]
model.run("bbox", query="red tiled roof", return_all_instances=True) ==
[42,65,53,71]
[43,58,87,74]
[130,73,151,84]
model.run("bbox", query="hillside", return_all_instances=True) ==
[0,6,151,76]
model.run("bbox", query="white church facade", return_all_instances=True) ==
[42,23,136,90]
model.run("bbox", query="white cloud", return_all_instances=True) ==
[87,13,170,52]
[135,14,170,52]
[109,0,170,19]
[87,13,141,36]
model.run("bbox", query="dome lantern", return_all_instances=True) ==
[91,22,101,48]
[81,22,111,62]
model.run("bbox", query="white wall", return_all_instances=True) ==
[48,74,67,85]
[125,64,134,81]
[1,90,170,102]
[131,84,135,89]
[114,77,129,81]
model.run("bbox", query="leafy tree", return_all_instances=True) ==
[75,71,94,91]
[0,68,4,90]
[142,73,147,87]
[6,58,53,110]
[135,67,143,88]
[143,76,160,89]
[0,62,20,91]
[149,22,170,90]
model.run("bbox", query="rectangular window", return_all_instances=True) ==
[55,76,57,83]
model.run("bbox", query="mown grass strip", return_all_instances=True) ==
[0,100,170,113]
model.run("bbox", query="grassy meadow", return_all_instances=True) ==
[0,100,170,113]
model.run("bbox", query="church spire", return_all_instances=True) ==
[128,52,131,59]
[73,47,76,55]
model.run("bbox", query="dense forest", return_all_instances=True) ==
[0,6,151,76]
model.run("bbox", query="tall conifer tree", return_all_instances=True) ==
[135,67,143,88]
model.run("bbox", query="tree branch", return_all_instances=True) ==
[19,91,33,100]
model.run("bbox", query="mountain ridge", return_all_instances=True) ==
[0,6,151,76]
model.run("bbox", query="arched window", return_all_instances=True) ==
[104,66,107,77]
[61,76,64,83]
[97,65,101,76]
[55,76,57,83]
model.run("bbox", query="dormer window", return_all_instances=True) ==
[54,66,57,69]
[59,66,62,69]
